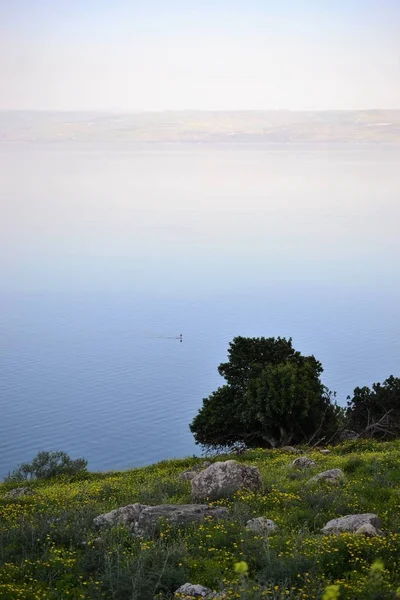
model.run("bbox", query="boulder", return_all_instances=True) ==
[306,468,344,485]
[246,517,278,535]
[322,513,381,535]
[191,460,262,502]
[292,457,316,469]
[4,487,36,499]
[135,504,228,536]
[174,583,213,598]
[93,503,146,528]
[355,523,383,537]
[94,503,228,535]
[179,471,197,481]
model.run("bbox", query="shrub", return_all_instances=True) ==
[5,450,88,482]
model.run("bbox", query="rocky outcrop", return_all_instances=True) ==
[322,513,381,534]
[191,460,262,502]
[4,487,36,499]
[306,468,344,485]
[246,517,278,535]
[292,457,316,469]
[94,503,228,536]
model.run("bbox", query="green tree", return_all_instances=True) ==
[190,336,339,449]
[347,375,400,438]
[187,385,247,449]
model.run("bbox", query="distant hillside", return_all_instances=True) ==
[1,110,400,143]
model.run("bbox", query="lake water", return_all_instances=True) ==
[1,143,399,478]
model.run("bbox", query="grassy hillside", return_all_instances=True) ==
[1,439,399,599]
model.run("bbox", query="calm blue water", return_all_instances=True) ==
[1,143,400,478]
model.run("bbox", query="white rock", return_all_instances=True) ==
[292,457,317,469]
[93,503,146,528]
[191,460,262,502]
[246,517,278,535]
[307,468,344,485]
[175,583,212,597]
[322,513,381,534]
[4,487,36,499]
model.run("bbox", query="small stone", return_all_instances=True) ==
[307,468,344,485]
[4,487,36,499]
[246,517,278,535]
[281,446,301,454]
[292,457,317,469]
[174,583,213,598]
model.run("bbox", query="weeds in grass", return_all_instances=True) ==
[1,440,400,599]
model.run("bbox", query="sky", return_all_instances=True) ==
[0,0,399,111]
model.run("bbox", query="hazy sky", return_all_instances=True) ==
[0,0,399,111]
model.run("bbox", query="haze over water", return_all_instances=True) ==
[1,142,400,477]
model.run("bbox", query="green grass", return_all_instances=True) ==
[1,440,400,599]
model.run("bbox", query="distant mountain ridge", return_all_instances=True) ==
[1,110,400,143]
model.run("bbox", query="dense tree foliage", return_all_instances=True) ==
[190,336,339,449]
[6,451,88,482]
[347,376,400,438]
